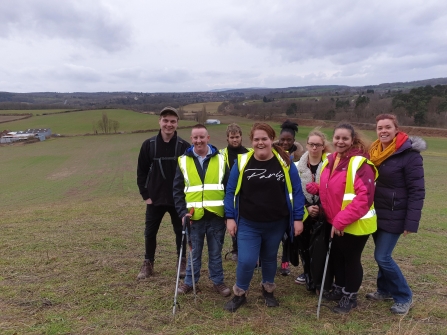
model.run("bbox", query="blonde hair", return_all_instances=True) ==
[307,128,333,154]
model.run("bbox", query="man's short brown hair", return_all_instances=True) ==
[226,123,242,137]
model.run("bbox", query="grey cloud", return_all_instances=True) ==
[110,68,194,84]
[214,0,447,68]
[0,0,131,52]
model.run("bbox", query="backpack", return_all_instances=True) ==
[144,136,186,188]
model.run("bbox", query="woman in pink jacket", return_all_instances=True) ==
[308,123,377,314]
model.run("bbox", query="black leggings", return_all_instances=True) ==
[331,232,369,293]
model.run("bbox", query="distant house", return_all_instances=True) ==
[0,128,51,143]
[205,119,221,125]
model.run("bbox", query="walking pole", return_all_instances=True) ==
[185,208,197,302]
[172,212,188,317]
[317,237,332,319]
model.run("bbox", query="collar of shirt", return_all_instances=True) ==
[193,145,212,168]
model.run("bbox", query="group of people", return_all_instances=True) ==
[136,106,425,316]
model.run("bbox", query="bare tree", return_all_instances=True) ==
[96,112,119,134]
[197,104,208,124]
[178,106,185,120]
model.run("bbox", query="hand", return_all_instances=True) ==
[403,230,412,237]
[145,198,153,205]
[226,219,237,237]
[182,212,192,225]
[306,182,319,195]
[308,205,319,218]
[294,220,303,236]
[331,225,344,238]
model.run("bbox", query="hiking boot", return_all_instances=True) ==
[177,257,187,279]
[177,282,193,294]
[332,291,358,314]
[366,291,393,301]
[261,283,279,307]
[279,262,290,276]
[390,299,413,315]
[137,260,153,280]
[214,283,231,297]
[322,285,343,302]
[295,273,306,285]
[224,294,247,312]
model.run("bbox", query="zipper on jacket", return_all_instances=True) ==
[391,192,395,211]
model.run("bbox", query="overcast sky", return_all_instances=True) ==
[1,0,446,93]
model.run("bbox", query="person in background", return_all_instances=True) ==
[294,129,332,291]
[220,123,250,262]
[276,120,305,276]
[307,123,377,314]
[136,106,190,280]
[173,124,231,297]
[223,122,305,312]
[367,114,425,315]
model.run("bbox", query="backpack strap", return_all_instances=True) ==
[147,136,185,183]
[144,137,157,188]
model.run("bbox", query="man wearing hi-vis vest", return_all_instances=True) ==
[173,124,231,297]
[307,123,377,314]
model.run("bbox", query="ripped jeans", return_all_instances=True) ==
[184,214,226,286]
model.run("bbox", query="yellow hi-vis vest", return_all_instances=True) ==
[321,155,378,235]
[220,147,253,169]
[178,153,226,220]
[234,149,308,221]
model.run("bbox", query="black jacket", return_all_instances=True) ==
[374,136,426,234]
[137,131,189,206]
[173,144,229,219]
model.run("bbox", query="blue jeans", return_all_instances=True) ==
[235,216,288,291]
[184,215,226,287]
[373,229,412,303]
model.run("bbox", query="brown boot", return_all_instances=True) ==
[178,257,187,279]
[137,260,153,280]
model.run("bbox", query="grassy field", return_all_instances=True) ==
[0,110,76,115]
[182,102,222,114]
[1,112,447,334]
[1,109,199,136]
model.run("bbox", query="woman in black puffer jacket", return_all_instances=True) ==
[367,114,426,315]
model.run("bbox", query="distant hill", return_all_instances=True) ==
[1,77,447,111]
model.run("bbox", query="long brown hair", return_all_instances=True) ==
[333,123,370,154]
[249,122,291,166]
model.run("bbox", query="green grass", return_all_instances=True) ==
[1,109,197,135]
[0,109,76,115]
[183,102,222,114]
[1,112,447,334]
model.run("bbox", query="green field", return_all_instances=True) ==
[0,109,76,115]
[1,111,447,334]
[183,102,222,114]
[1,109,197,136]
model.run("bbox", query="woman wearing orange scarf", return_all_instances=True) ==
[367,114,426,315]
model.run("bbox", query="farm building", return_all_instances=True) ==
[205,119,221,125]
[0,128,52,143]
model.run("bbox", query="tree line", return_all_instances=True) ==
[220,85,447,128]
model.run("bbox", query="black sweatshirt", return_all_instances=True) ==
[137,131,189,206]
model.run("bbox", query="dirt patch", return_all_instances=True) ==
[0,114,32,123]
[47,168,77,180]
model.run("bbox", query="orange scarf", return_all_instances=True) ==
[369,132,408,166]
